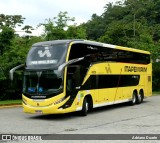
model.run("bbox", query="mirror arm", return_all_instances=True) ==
[9,64,25,80]
[58,57,84,73]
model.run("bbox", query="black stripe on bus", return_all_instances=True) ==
[81,75,140,90]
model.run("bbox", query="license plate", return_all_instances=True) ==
[35,110,42,114]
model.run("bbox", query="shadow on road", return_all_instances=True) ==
[28,100,149,121]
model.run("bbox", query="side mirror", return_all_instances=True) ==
[58,57,84,76]
[9,64,24,80]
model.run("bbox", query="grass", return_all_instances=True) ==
[0,99,22,106]
[152,91,160,95]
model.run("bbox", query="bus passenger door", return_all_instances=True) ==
[114,88,124,104]
[82,74,99,106]
[113,75,129,103]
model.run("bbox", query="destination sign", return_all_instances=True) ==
[31,60,58,65]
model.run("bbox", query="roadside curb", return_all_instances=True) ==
[0,104,22,109]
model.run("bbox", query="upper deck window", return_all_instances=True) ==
[68,43,150,65]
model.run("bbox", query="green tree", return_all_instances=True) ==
[39,11,75,40]
[66,25,87,39]
[22,25,34,34]
[0,14,25,28]
[54,11,75,30]
[0,14,25,55]
[83,14,105,40]
[0,26,14,55]
[39,11,87,40]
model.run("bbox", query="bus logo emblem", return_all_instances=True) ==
[105,64,112,73]
[38,47,51,58]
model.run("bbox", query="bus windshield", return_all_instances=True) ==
[26,44,68,69]
[23,70,63,98]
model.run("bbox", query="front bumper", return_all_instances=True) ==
[23,103,67,114]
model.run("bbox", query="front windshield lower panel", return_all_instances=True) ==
[23,70,63,99]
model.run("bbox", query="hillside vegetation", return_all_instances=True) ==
[0,0,160,100]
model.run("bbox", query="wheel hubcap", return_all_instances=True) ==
[86,102,89,111]
[133,95,136,103]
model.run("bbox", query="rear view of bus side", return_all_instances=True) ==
[11,40,151,116]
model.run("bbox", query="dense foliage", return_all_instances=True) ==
[0,0,160,100]
[83,0,160,61]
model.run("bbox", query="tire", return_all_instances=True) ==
[137,91,144,104]
[80,97,89,116]
[129,91,137,106]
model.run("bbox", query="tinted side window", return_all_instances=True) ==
[82,75,140,90]
[98,75,119,88]
[98,75,140,88]
[81,75,97,90]
[119,75,140,87]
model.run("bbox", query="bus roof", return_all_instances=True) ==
[32,39,150,55]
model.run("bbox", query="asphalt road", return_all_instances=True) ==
[0,95,160,143]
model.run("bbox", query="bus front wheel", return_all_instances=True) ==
[80,97,89,116]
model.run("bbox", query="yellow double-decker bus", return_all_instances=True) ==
[10,40,152,116]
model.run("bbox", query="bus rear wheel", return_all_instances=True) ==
[130,91,137,106]
[137,90,144,104]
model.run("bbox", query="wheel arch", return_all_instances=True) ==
[133,89,138,98]
[137,88,144,104]
[139,89,144,98]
